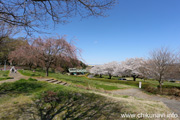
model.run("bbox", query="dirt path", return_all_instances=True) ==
[0,72,29,84]
[111,88,180,117]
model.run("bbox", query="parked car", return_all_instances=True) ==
[118,78,126,80]
[168,79,176,83]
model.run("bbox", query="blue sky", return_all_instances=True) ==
[34,0,180,65]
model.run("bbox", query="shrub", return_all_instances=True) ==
[28,78,38,81]
[0,82,16,92]
[3,74,8,77]
[143,85,159,94]
[162,85,180,90]
[162,88,180,97]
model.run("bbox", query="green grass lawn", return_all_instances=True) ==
[18,69,46,77]
[18,69,180,96]
[0,70,12,81]
[0,77,173,120]
[95,75,180,88]
[0,70,175,120]
[0,79,123,120]
[18,70,132,91]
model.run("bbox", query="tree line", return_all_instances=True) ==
[90,47,179,92]
[0,36,86,76]
[0,37,28,65]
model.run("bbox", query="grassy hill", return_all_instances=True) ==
[0,70,178,120]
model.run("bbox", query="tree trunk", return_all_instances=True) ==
[133,76,136,81]
[100,74,102,78]
[159,81,163,93]
[108,74,112,79]
[159,75,163,93]
[46,67,49,76]
[29,64,32,70]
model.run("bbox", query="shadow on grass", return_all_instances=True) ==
[32,90,123,120]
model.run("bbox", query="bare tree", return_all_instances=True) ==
[0,23,19,45]
[146,47,176,92]
[0,0,117,35]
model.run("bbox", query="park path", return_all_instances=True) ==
[111,88,180,117]
[0,72,29,84]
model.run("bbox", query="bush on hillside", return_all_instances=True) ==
[28,78,38,81]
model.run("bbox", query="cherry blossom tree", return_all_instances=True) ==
[9,44,37,70]
[33,36,79,76]
[103,61,118,79]
[115,58,144,81]
[90,65,104,78]
[113,63,126,77]
[1,37,27,66]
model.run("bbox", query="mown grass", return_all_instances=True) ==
[95,75,180,89]
[0,70,13,81]
[0,78,86,106]
[18,69,46,77]
[18,70,180,96]
[18,70,132,91]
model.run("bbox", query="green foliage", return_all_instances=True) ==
[28,78,38,81]
[0,77,11,81]
[0,37,28,64]
[162,85,180,89]
[142,84,159,94]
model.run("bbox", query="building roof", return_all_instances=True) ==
[68,68,87,73]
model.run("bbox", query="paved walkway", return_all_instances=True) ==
[111,88,180,117]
